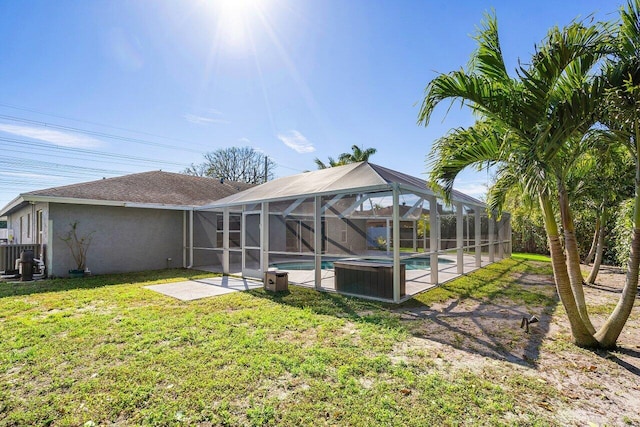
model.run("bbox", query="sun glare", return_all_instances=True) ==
[212,0,265,49]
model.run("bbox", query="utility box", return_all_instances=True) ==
[264,269,288,292]
[19,250,34,282]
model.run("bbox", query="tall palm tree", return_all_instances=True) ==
[314,145,377,169]
[339,145,377,163]
[592,0,640,347]
[417,11,635,348]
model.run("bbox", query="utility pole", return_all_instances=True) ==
[264,156,268,183]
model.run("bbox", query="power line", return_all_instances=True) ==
[0,105,310,175]
[0,136,189,168]
[0,114,203,153]
[0,102,195,145]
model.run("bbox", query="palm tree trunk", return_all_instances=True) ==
[594,124,640,349]
[584,214,600,265]
[558,182,596,334]
[586,207,607,284]
[594,228,640,348]
[540,194,597,347]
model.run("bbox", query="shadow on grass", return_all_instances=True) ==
[395,260,558,368]
[0,268,217,299]
[246,286,402,329]
[248,258,559,369]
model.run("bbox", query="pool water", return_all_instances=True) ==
[270,261,336,271]
[270,257,452,271]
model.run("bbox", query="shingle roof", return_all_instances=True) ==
[23,171,253,206]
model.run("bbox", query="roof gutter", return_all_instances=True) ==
[0,195,27,217]
[3,195,197,213]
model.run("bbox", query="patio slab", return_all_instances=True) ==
[145,276,262,301]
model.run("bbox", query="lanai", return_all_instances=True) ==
[190,162,511,303]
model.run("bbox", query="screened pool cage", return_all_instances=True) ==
[187,163,511,303]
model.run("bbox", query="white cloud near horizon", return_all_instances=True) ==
[278,130,315,153]
[0,123,104,148]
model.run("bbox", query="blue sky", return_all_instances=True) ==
[0,0,616,209]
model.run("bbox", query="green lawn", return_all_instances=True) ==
[511,252,551,263]
[0,260,558,426]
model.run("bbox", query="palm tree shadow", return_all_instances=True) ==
[248,259,559,368]
[595,347,640,377]
[398,295,557,368]
[246,286,401,329]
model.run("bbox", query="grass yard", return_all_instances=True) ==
[1,259,638,426]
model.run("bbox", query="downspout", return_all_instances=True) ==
[182,210,187,268]
[188,209,194,269]
[46,217,53,277]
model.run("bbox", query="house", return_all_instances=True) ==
[1,163,511,303]
[0,171,252,277]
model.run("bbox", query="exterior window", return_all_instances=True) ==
[36,210,43,245]
[27,213,31,238]
[19,217,23,243]
[340,221,348,243]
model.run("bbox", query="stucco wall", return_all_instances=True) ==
[325,217,367,255]
[49,204,184,277]
[5,202,49,245]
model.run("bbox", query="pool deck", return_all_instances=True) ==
[195,253,498,303]
[284,254,493,301]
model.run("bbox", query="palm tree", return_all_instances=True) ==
[417,11,633,348]
[591,0,640,347]
[339,145,377,163]
[314,145,377,169]
[314,156,344,169]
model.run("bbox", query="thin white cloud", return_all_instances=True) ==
[0,124,103,148]
[238,137,251,144]
[183,113,229,125]
[278,130,315,153]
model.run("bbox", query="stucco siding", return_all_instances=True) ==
[49,204,184,277]
[324,217,367,254]
[5,202,48,246]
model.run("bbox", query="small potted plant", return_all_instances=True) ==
[60,221,94,278]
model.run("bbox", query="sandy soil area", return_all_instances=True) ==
[394,264,640,426]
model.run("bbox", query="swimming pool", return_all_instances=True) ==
[270,256,452,271]
[270,260,336,271]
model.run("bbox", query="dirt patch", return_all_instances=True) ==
[394,265,640,426]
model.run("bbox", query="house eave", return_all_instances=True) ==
[4,195,195,212]
[0,195,29,217]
